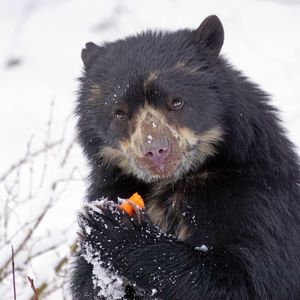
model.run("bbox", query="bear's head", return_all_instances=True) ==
[77,16,229,183]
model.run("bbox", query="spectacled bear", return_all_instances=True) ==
[70,15,300,300]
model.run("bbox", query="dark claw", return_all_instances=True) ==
[128,201,143,224]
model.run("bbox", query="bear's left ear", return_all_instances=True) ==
[194,15,224,56]
[81,42,105,70]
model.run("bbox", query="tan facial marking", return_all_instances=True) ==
[99,145,150,179]
[143,63,200,95]
[98,146,132,173]
[174,61,186,70]
[120,103,180,158]
[173,61,200,74]
[177,127,200,146]
[197,127,223,160]
[89,83,102,102]
[177,126,223,162]
[143,72,158,93]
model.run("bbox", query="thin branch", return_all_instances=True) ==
[0,219,36,252]
[12,246,17,300]
[32,242,77,299]
[60,138,76,167]
[0,197,54,279]
[28,277,38,300]
[39,100,55,188]
[58,113,72,153]
[0,140,63,182]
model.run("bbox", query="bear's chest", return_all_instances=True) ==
[145,179,214,245]
[145,186,194,241]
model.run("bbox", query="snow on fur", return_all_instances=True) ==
[80,200,125,299]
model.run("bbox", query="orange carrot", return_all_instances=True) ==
[119,192,144,216]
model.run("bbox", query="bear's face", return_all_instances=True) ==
[78,16,225,182]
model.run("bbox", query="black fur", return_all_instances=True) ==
[71,15,300,299]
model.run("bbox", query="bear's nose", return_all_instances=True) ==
[142,137,169,165]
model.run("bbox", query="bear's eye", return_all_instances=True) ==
[170,98,184,110]
[114,110,128,120]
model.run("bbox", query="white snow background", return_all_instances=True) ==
[0,0,300,299]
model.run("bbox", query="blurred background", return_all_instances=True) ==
[0,0,299,299]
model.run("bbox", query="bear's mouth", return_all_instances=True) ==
[135,150,182,179]
[133,130,183,179]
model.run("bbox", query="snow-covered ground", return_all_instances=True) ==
[0,0,299,299]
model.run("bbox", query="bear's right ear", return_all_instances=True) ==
[81,42,105,69]
[194,15,224,56]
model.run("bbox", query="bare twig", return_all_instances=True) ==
[60,138,76,167]
[12,246,16,300]
[0,198,53,279]
[58,114,72,152]
[0,108,84,298]
[40,100,55,188]
[0,140,63,182]
[33,242,77,299]
[28,277,39,300]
